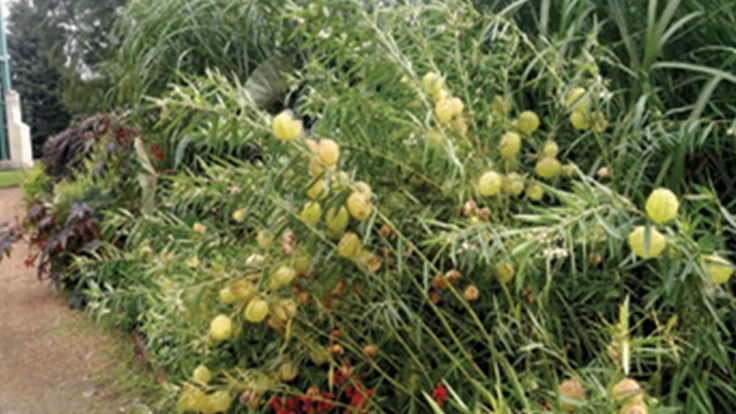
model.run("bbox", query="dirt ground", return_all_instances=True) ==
[0,187,154,414]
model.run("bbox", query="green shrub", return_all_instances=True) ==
[67,1,736,413]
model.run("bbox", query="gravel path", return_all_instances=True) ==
[0,187,147,414]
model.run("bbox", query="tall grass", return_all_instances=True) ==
[107,0,290,107]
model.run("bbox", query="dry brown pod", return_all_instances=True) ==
[329,344,345,356]
[363,344,379,359]
[464,284,479,301]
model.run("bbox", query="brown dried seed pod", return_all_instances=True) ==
[444,269,462,284]
[329,344,345,356]
[464,284,479,301]
[463,200,477,217]
[363,344,378,359]
[430,292,442,305]
[379,224,393,239]
[477,207,491,221]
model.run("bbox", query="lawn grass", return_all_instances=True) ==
[0,169,24,189]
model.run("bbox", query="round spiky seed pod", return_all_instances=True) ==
[701,254,733,285]
[279,360,299,382]
[570,112,591,130]
[435,97,464,124]
[559,379,586,412]
[299,202,322,226]
[308,156,326,176]
[193,365,212,385]
[542,140,559,157]
[627,226,666,259]
[307,179,328,200]
[495,262,515,284]
[516,111,540,134]
[620,403,648,414]
[503,173,525,197]
[178,386,206,413]
[231,280,256,302]
[422,72,444,100]
[565,87,588,113]
[499,131,522,159]
[270,266,297,289]
[209,314,233,341]
[325,206,349,235]
[256,229,274,248]
[232,208,247,223]
[527,183,544,201]
[318,139,340,167]
[536,157,561,179]
[645,188,679,224]
[591,111,609,132]
[272,110,303,142]
[478,171,503,196]
[219,287,236,304]
[346,191,372,221]
[244,298,269,323]
[205,391,233,414]
[338,232,362,259]
[612,378,644,405]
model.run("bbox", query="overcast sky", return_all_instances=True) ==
[3,0,16,20]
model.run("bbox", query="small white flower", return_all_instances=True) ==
[318,27,332,39]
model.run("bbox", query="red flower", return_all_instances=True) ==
[24,254,36,268]
[432,383,448,408]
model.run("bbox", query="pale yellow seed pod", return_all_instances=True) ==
[645,188,679,224]
[516,111,540,134]
[619,403,648,414]
[219,287,236,304]
[205,390,232,414]
[612,378,644,405]
[499,131,522,159]
[232,208,247,223]
[318,139,340,167]
[559,379,586,412]
[338,232,362,259]
[299,202,322,226]
[280,360,299,382]
[209,314,233,341]
[535,157,561,179]
[422,72,444,99]
[272,111,303,142]
[325,206,349,235]
[435,97,464,124]
[503,173,525,197]
[270,266,297,289]
[627,226,666,259]
[542,140,559,157]
[346,191,372,221]
[570,112,591,130]
[701,254,733,285]
[307,179,328,200]
[478,171,503,196]
[244,298,269,323]
[192,365,212,385]
[565,87,588,113]
[495,262,515,284]
[527,183,544,201]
